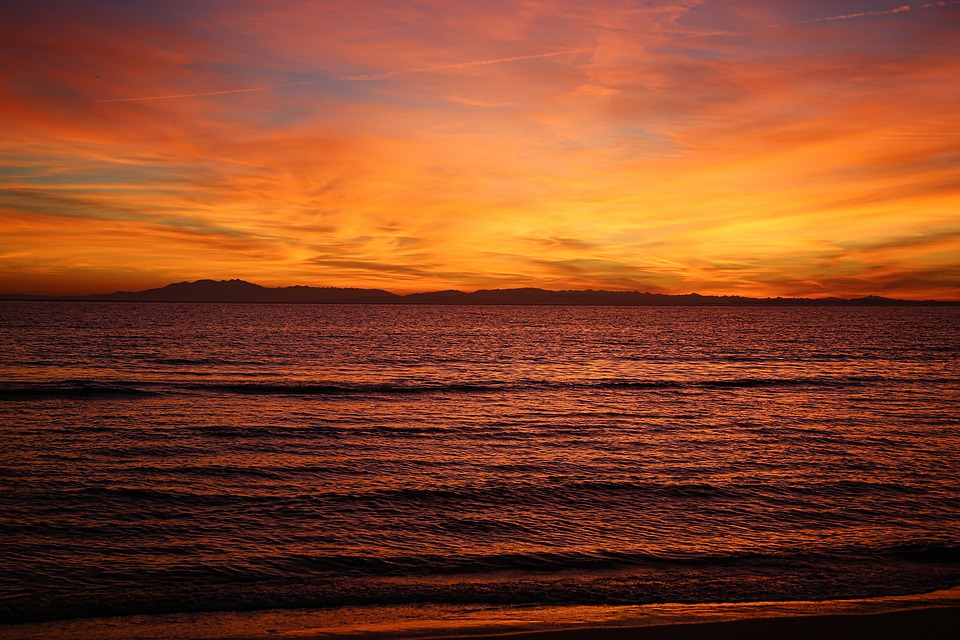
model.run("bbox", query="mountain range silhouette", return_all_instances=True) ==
[2,279,955,305]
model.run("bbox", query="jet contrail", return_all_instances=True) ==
[801,4,912,23]
[91,48,590,103]
[653,1,957,43]
[91,1,958,103]
[336,47,592,81]
[91,80,313,103]
[792,1,958,25]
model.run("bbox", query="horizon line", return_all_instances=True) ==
[2,278,958,304]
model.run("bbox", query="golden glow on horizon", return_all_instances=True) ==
[1,1,958,298]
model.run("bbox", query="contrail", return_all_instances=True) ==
[801,4,912,23]
[787,1,958,26]
[91,1,958,103]
[655,1,958,43]
[91,80,312,103]
[336,47,591,81]
[91,48,590,103]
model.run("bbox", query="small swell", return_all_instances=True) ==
[4,544,959,625]
[190,382,504,396]
[590,380,683,390]
[251,548,756,577]
[0,374,927,400]
[684,375,885,389]
[150,357,235,366]
[315,479,744,512]
[190,375,897,397]
[0,381,155,399]
[886,543,960,564]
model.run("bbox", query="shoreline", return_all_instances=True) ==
[3,588,959,640]
[427,607,960,640]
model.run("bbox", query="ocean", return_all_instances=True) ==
[1,302,959,638]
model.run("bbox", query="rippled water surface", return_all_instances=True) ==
[1,302,958,628]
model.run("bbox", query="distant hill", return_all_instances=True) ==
[1,279,956,305]
[72,279,401,303]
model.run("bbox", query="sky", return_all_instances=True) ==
[1,1,958,298]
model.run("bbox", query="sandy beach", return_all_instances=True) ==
[428,607,960,640]
[17,606,959,640]
[4,590,959,640]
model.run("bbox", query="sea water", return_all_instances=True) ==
[1,302,958,636]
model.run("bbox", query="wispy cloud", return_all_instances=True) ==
[652,1,959,44]
[91,81,313,103]
[801,1,959,24]
[337,47,591,81]
[91,48,591,103]
[802,5,912,24]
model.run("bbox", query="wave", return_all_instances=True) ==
[4,543,958,625]
[0,381,157,399]
[198,375,903,395]
[3,374,954,401]
[14,477,941,519]
[193,382,505,395]
[149,357,239,366]
[258,543,960,576]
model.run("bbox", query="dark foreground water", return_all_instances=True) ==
[1,303,959,635]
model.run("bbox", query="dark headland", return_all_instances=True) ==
[1,278,957,305]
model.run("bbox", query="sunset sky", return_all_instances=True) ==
[1,1,958,298]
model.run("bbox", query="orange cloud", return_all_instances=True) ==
[1,1,958,298]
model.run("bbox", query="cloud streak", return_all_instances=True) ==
[796,1,960,25]
[337,47,592,81]
[655,1,958,43]
[91,48,591,103]
[87,3,957,104]
[91,81,313,103]
[802,5,912,24]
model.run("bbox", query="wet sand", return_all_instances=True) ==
[429,607,960,640]
[3,594,958,639]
